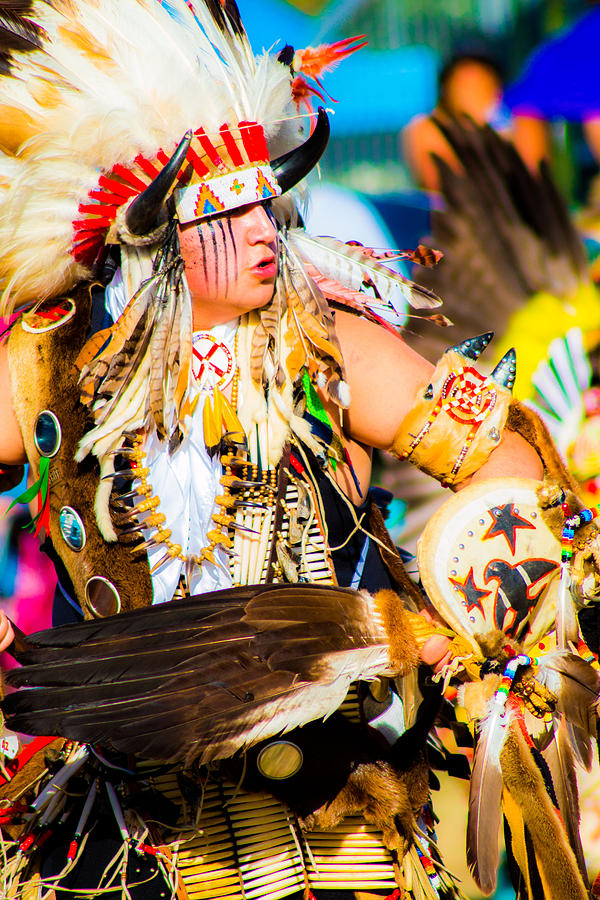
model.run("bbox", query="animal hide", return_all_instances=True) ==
[500,717,588,900]
[7,287,153,613]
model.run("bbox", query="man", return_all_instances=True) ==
[0,3,589,900]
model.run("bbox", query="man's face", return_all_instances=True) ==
[179,201,278,329]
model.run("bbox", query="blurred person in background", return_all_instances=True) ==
[402,49,509,192]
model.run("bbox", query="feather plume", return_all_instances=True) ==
[555,564,579,651]
[293,35,367,81]
[288,230,442,320]
[345,241,443,268]
[278,240,348,405]
[536,650,600,770]
[2,584,407,766]
[250,278,285,384]
[467,693,513,894]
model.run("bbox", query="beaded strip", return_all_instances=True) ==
[493,654,538,710]
[560,500,598,563]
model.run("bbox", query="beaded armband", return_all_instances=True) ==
[391,334,515,487]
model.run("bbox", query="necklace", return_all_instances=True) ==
[127,437,237,575]
[123,329,246,579]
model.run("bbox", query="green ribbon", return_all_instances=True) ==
[7,457,51,534]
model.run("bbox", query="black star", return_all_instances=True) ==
[449,567,491,615]
[483,503,534,554]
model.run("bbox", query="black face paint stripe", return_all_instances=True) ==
[226,216,238,276]
[207,219,219,294]
[216,219,230,296]
[196,222,208,283]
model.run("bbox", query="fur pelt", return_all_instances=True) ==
[500,722,588,900]
[233,712,429,857]
[373,589,420,675]
[506,400,576,490]
[7,287,153,615]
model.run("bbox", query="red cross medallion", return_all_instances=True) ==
[192,333,235,391]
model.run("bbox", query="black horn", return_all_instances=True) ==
[125,130,193,235]
[271,106,330,193]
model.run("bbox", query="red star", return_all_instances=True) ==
[483,503,534,555]
[449,566,491,615]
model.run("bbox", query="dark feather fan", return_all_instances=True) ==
[410,117,589,362]
[2,583,402,767]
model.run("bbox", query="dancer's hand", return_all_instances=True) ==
[0,610,14,652]
[419,609,453,673]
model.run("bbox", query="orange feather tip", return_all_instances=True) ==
[409,245,444,267]
[291,75,327,118]
[292,34,367,80]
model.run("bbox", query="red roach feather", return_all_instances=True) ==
[293,35,367,79]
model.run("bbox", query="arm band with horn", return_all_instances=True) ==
[391,333,516,487]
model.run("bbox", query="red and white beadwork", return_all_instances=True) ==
[440,367,498,425]
[192,332,235,392]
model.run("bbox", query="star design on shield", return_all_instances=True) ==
[449,566,491,615]
[482,503,534,555]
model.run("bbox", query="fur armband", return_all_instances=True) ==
[391,334,516,486]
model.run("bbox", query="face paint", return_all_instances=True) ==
[179,201,278,330]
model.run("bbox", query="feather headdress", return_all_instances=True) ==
[0,0,299,314]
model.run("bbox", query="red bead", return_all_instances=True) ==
[19,834,35,853]
[140,842,159,856]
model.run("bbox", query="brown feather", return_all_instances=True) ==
[542,723,588,882]
[3,583,402,765]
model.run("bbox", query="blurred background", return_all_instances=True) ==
[3,2,600,898]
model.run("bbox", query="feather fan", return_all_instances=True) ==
[2,583,413,766]
[410,117,593,365]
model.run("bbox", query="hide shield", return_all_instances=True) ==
[417,478,561,654]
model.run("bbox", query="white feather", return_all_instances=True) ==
[528,327,591,455]
[288,229,442,319]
